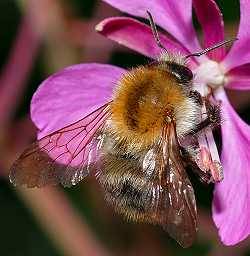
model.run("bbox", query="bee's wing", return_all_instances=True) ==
[9,104,110,188]
[163,124,197,247]
[144,124,197,248]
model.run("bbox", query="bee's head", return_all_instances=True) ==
[147,10,236,86]
[166,62,193,84]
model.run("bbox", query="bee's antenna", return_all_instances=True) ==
[147,10,168,54]
[185,38,238,59]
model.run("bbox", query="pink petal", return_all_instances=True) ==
[31,63,125,138]
[225,63,250,90]
[213,89,250,245]
[193,0,225,61]
[102,0,201,53]
[222,0,250,71]
[96,17,193,61]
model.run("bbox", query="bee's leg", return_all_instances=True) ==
[188,90,203,105]
[178,102,220,148]
[181,96,222,183]
[182,145,223,184]
[183,91,223,183]
[187,93,221,137]
[181,147,212,184]
[194,146,223,183]
[187,107,220,137]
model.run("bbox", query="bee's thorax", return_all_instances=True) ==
[110,66,200,150]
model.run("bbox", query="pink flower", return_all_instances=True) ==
[30,0,250,246]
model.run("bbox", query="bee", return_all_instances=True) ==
[9,11,230,247]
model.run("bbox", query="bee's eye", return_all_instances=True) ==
[167,63,193,84]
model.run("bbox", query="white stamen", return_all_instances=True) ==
[194,60,225,92]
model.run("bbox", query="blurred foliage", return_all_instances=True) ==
[1,0,250,256]
[67,0,97,18]
[0,180,59,256]
[217,0,240,22]
[110,51,147,69]
[15,49,45,119]
[0,0,20,71]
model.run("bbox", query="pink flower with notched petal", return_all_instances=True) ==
[30,0,250,246]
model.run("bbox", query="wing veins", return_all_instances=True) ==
[9,103,111,187]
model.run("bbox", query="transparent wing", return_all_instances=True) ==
[163,123,197,247]
[9,104,110,188]
[142,124,197,248]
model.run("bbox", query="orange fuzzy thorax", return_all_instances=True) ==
[110,66,188,149]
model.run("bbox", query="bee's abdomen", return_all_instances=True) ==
[105,178,148,214]
[98,152,154,222]
[97,150,171,224]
